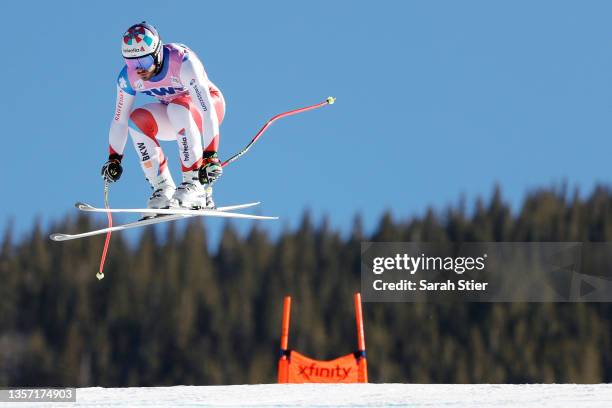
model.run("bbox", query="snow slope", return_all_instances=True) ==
[5,384,612,407]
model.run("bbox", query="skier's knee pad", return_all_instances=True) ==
[129,108,159,139]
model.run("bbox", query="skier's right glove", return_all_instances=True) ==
[101,154,123,182]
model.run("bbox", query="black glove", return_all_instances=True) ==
[198,152,223,185]
[101,154,124,182]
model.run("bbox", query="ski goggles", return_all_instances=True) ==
[125,54,156,71]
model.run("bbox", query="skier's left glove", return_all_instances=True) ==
[198,152,223,185]
[101,154,123,183]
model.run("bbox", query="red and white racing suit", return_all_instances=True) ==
[108,43,225,183]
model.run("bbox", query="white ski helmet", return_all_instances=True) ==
[121,22,163,71]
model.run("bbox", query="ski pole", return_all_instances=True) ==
[97,180,112,280]
[221,96,335,168]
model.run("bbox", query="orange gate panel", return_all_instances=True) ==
[278,293,368,383]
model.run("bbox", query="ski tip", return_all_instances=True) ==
[259,216,279,220]
[215,201,262,212]
[75,201,95,210]
[49,233,70,241]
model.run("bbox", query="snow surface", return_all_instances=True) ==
[6,384,612,407]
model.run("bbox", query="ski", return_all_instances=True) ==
[74,201,261,214]
[50,203,276,242]
[51,214,187,241]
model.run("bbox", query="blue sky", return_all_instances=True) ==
[0,0,610,244]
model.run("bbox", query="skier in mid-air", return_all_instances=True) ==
[101,22,225,209]
[51,23,331,249]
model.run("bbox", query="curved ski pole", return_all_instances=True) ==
[221,96,335,168]
[97,181,112,280]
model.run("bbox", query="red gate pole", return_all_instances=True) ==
[354,293,368,382]
[278,296,292,383]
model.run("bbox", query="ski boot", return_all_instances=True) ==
[204,184,215,209]
[172,170,213,209]
[142,168,176,219]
